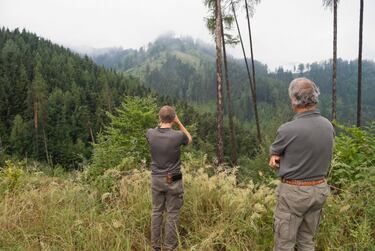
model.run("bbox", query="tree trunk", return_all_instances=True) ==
[215,0,225,165]
[33,101,39,156]
[42,126,50,165]
[89,125,95,144]
[231,0,260,143]
[33,102,38,129]
[357,0,364,127]
[245,0,261,143]
[0,136,3,154]
[220,18,238,165]
[332,0,337,121]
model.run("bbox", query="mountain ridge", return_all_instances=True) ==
[88,34,375,124]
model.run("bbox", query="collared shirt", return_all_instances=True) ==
[146,127,189,176]
[270,110,335,181]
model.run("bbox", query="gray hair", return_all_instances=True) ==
[288,78,320,108]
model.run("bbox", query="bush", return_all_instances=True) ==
[328,123,375,186]
[90,96,158,177]
[0,160,25,195]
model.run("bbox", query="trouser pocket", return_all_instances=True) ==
[274,211,292,241]
[167,179,184,211]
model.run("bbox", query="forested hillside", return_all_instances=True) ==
[0,28,151,168]
[91,35,375,124]
[0,28,259,167]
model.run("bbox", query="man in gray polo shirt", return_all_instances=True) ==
[269,78,334,251]
[146,105,192,251]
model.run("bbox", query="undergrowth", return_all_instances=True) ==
[0,124,373,250]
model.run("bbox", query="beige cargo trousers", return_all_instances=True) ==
[151,175,184,251]
[273,181,330,251]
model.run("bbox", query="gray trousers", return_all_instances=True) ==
[273,181,330,251]
[151,175,184,251]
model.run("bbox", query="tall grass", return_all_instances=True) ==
[0,155,373,250]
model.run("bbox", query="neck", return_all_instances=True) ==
[294,105,316,114]
[159,122,173,128]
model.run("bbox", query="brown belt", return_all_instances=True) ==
[281,178,325,186]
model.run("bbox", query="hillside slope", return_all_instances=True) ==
[90,35,375,124]
[0,28,152,167]
[0,28,261,166]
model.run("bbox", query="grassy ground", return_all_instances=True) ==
[0,156,373,251]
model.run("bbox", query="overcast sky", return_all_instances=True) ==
[1,0,374,70]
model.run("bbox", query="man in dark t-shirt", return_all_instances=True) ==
[146,105,192,251]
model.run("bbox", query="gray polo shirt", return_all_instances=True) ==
[270,110,334,181]
[146,127,189,176]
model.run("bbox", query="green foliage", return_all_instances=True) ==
[328,123,375,186]
[93,34,375,125]
[0,28,150,168]
[90,96,158,177]
[237,148,275,185]
[0,28,261,168]
[9,114,28,155]
[317,183,374,249]
[0,160,24,195]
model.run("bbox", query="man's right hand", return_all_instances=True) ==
[269,155,281,170]
[173,115,181,125]
[174,114,192,144]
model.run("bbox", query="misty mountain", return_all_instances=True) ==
[89,35,375,124]
[70,45,123,58]
[0,28,262,166]
[90,35,269,109]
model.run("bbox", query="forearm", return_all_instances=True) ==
[176,121,192,144]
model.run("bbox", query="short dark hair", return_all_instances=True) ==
[159,106,176,123]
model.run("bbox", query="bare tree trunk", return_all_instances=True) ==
[42,126,50,165]
[215,0,225,164]
[0,136,3,154]
[220,18,238,165]
[34,102,38,130]
[332,0,337,121]
[89,125,95,144]
[33,102,39,156]
[244,0,261,143]
[231,0,261,143]
[357,0,364,127]
[0,135,4,162]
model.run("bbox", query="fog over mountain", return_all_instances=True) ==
[1,0,374,70]
[69,45,122,57]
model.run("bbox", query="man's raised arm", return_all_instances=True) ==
[174,115,192,144]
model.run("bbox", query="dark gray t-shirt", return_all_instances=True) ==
[270,110,335,181]
[146,127,189,176]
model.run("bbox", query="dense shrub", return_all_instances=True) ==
[90,96,158,177]
[0,160,24,195]
[328,123,375,187]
